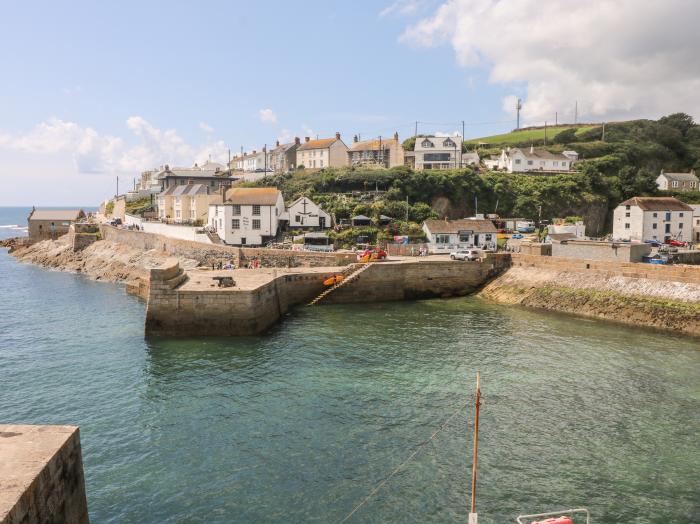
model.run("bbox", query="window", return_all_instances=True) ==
[625,223,630,229]
[252,205,261,215]
[625,212,630,217]
[679,212,684,217]
[652,212,657,218]
[665,212,671,221]
[435,234,450,244]
[459,233,470,243]
[295,215,302,223]
[626,205,631,210]
[320,160,324,167]
[443,138,455,147]
[679,223,684,229]
[252,219,261,230]
[421,139,434,148]
[232,204,241,215]
[515,159,521,164]
[562,162,568,168]
[232,219,240,229]
[424,153,451,162]
[553,161,558,167]
[672,180,679,188]
[175,210,181,218]
[484,234,493,241]
[527,160,533,165]
[652,223,658,229]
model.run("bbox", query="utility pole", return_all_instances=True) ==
[116,175,119,198]
[555,112,558,126]
[415,120,418,138]
[544,121,547,145]
[516,98,522,129]
[602,122,606,142]
[574,100,578,125]
[469,372,482,524]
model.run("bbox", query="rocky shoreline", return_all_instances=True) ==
[479,265,700,337]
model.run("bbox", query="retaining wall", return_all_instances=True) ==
[100,225,356,268]
[0,425,88,523]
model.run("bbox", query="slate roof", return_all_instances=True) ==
[620,196,693,212]
[659,172,699,182]
[512,147,569,161]
[225,187,281,205]
[29,209,84,221]
[423,218,498,234]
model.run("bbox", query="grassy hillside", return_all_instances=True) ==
[466,124,597,145]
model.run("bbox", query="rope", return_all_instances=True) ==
[339,402,468,523]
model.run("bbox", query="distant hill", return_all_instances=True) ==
[466,124,598,146]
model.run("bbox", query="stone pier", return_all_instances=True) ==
[0,425,89,523]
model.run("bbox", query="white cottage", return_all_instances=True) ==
[497,146,574,173]
[281,196,331,229]
[209,187,284,246]
[422,218,498,253]
[612,196,693,242]
[414,135,463,170]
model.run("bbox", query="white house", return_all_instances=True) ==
[691,205,700,243]
[281,196,331,229]
[497,146,574,173]
[612,196,693,242]
[209,187,284,246]
[655,170,699,192]
[422,218,498,253]
[414,135,463,170]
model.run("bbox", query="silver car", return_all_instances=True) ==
[450,249,480,261]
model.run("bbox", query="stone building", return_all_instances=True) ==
[270,138,301,173]
[612,196,693,242]
[27,209,86,241]
[656,170,699,192]
[348,132,404,168]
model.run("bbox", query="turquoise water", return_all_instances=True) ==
[1,207,699,523]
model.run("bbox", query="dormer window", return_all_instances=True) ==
[421,139,434,148]
[443,138,455,147]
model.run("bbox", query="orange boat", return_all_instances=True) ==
[323,275,345,286]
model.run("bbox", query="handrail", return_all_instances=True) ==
[516,508,590,524]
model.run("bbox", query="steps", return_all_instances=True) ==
[206,231,223,245]
[308,262,372,306]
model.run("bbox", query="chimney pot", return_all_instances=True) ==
[276,140,280,147]
[335,132,341,140]
[305,137,310,142]
[295,137,301,145]
[394,131,399,141]
[253,150,256,154]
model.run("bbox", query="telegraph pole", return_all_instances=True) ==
[574,100,578,124]
[116,175,119,198]
[469,372,482,524]
[602,122,606,142]
[415,120,418,138]
[516,98,522,129]
[544,121,547,145]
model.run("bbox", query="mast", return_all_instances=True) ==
[469,372,482,524]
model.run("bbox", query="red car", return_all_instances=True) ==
[358,247,387,261]
[665,239,685,247]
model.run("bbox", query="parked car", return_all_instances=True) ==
[450,249,480,261]
[644,240,662,247]
[358,247,387,261]
[665,239,685,247]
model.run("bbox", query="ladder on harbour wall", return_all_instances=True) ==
[308,263,372,306]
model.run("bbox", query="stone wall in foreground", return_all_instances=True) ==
[101,225,355,268]
[0,425,89,524]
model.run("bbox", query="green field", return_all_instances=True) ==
[466,125,597,145]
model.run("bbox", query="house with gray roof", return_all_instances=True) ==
[422,218,497,252]
[270,138,301,173]
[656,169,699,192]
[497,146,574,173]
[27,208,86,241]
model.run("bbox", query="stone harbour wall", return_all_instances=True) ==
[0,425,89,524]
[101,225,355,268]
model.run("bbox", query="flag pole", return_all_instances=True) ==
[469,372,481,524]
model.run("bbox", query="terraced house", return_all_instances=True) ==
[348,132,404,168]
[296,133,348,169]
[209,187,284,246]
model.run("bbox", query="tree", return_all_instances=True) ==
[553,128,578,144]
[658,113,696,136]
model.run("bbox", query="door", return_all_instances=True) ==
[319,217,326,228]
[241,237,246,245]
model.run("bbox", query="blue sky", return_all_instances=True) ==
[1,0,698,206]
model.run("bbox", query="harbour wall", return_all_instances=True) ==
[481,254,700,336]
[145,255,510,336]
[0,425,88,524]
[100,225,356,268]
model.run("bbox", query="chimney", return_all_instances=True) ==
[276,140,280,147]
[295,137,301,145]
[335,132,341,140]
[394,131,399,141]
[253,150,256,154]
[305,137,310,142]
[165,164,170,172]
[353,134,358,143]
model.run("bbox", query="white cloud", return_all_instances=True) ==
[0,117,228,174]
[259,108,277,124]
[401,0,700,123]
[380,0,430,17]
[199,122,214,133]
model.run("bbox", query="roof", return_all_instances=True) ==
[351,214,371,221]
[423,218,498,234]
[271,142,298,154]
[620,196,693,212]
[224,187,281,205]
[297,137,340,151]
[659,172,699,182]
[414,135,463,152]
[29,209,84,221]
[349,138,399,151]
[511,147,569,161]
[304,232,329,239]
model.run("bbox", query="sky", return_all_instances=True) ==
[1,0,699,206]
